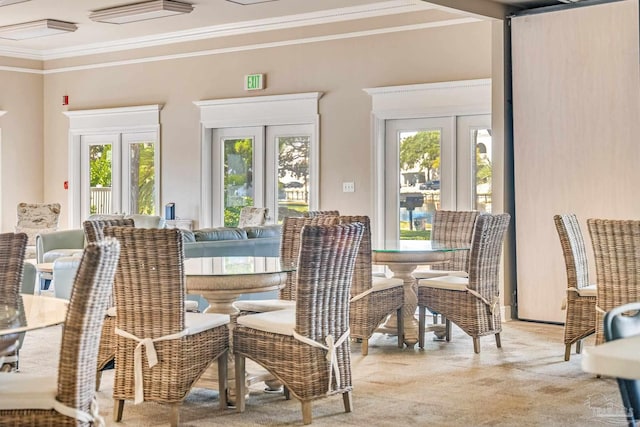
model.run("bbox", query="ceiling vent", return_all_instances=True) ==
[89,0,194,24]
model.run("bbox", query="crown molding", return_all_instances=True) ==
[0,0,434,61]
[0,16,480,75]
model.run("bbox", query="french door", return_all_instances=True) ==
[383,115,491,249]
[210,124,313,226]
[79,131,158,221]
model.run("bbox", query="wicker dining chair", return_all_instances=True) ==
[233,215,339,313]
[105,227,229,427]
[303,210,340,218]
[413,210,479,279]
[587,219,640,346]
[340,216,404,355]
[417,213,510,353]
[553,214,597,361]
[234,222,364,425]
[83,218,135,390]
[0,238,120,426]
[0,232,28,371]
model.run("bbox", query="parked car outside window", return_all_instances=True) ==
[419,180,440,191]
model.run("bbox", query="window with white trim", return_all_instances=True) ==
[64,105,161,228]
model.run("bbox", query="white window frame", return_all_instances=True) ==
[364,79,491,249]
[194,92,322,228]
[64,104,162,229]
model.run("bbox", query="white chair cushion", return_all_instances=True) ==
[233,299,295,313]
[185,312,230,335]
[350,276,404,303]
[413,269,468,280]
[371,276,403,291]
[0,373,57,410]
[418,275,469,291]
[577,284,597,297]
[236,309,295,336]
[105,301,202,317]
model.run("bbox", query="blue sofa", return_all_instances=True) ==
[42,224,282,301]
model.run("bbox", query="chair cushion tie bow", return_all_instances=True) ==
[293,328,350,394]
[115,327,189,404]
[53,396,105,427]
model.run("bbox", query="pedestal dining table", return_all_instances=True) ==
[185,256,294,398]
[372,242,469,347]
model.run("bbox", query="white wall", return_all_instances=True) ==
[512,0,640,322]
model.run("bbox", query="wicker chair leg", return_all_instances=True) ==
[576,339,583,354]
[218,350,228,410]
[234,353,246,413]
[169,403,180,427]
[397,306,404,349]
[95,370,102,392]
[361,339,369,356]
[495,333,501,349]
[473,337,480,354]
[302,401,312,425]
[418,305,426,349]
[284,387,291,400]
[445,319,451,342]
[114,399,124,422]
[564,343,572,361]
[343,391,353,413]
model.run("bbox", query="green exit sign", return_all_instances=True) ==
[244,73,264,91]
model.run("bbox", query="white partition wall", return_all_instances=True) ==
[511,1,640,322]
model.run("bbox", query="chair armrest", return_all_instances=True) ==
[52,256,82,300]
[36,229,85,263]
[21,262,37,295]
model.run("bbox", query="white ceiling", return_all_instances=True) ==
[0,0,573,60]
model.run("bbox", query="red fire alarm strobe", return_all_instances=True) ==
[64,181,68,190]
[62,96,68,106]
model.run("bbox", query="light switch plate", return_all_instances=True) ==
[343,182,355,192]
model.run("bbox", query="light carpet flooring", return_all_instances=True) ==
[15,320,626,426]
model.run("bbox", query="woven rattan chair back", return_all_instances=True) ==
[0,233,27,305]
[554,214,596,360]
[467,213,510,301]
[295,222,364,340]
[85,218,135,386]
[279,215,339,300]
[302,210,340,218]
[337,216,371,298]
[106,227,186,337]
[0,239,121,425]
[56,239,120,419]
[587,219,640,345]
[83,218,135,243]
[554,214,591,290]
[431,210,479,272]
